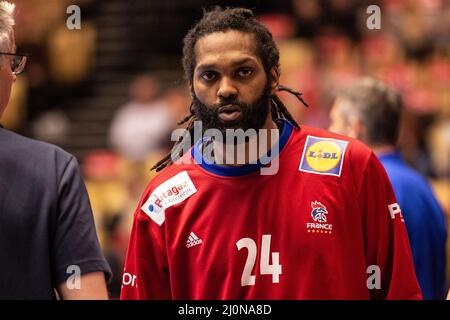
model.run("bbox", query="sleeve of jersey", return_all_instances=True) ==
[359,153,422,300]
[120,203,171,300]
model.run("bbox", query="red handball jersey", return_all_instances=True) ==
[120,120,422,300]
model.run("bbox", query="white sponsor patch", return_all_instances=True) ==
[141,171,197,225]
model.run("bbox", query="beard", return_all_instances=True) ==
[191,83,272,135]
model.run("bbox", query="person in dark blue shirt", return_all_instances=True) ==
[329,77,447,299]
[0,1,111,299]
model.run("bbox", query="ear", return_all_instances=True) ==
[348,116,366,140]
[269,67,280,94]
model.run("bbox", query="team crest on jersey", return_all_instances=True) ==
[311,201,328,222]
[299,135,348,177]
[307,201,333,234]
[141,171,197,226]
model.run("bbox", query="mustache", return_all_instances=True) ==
[210,97,247,110]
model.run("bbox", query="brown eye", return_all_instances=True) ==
[201,71,216,81]
[237,68,253,77]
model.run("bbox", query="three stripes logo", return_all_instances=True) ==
[186,232,202,248]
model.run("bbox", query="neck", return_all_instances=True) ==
[372,144,396,157]
[212,117,279,166]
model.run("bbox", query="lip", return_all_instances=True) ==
[218,104,241,113]
[217,104,242,122]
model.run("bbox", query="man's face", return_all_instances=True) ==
[328,98,357,138]
[0,38,16,119]
[192,30,277,132]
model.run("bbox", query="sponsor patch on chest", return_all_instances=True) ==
[141,171,197,225]
[299,135,348,177]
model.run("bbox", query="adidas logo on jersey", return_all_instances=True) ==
[186,232,202,248]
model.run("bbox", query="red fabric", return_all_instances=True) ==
[120,125,421,300]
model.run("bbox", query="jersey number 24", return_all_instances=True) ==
[236,234,282,286]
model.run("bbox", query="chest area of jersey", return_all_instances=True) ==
[161,174,362,295]
[168,172,357,234]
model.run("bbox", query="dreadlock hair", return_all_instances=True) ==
[152,7,308,172]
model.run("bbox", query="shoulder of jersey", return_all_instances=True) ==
[295,125,374,176]
[140,162,192,200]
[298,125,372,155]
[138,155,198,225]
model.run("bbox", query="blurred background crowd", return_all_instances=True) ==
[2,0,449,298]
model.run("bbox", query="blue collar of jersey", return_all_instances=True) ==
[191,119,293,177]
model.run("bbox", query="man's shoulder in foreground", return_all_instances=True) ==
[0,126,80,205]
[0,126,74,164]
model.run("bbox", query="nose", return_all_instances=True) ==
[217,77,237,99]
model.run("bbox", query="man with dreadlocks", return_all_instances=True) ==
[120,7,421,299]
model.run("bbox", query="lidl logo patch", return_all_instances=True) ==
[299,136,348,176]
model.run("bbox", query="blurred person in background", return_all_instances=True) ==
[329,77,447,300]
[108,74,172,162]
[107,74,177,297]
[427,119,450,202]
[162,84,191,131]
[0,1,110,299]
